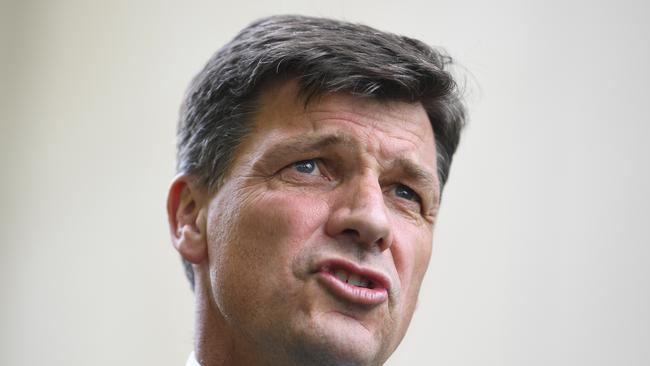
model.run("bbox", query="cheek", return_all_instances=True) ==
[377,223,433,353]
[207,187,329,309]
[391,223,433,302]
[235,190,328,258]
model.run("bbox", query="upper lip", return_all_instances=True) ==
[313,257,392,291]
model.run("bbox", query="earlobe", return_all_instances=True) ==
[167,174,208,264]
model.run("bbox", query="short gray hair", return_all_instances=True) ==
[176,15,467,288]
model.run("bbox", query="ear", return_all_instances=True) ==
[166,174,208,264]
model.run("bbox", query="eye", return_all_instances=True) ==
[278,158,331,184]
[293,159,320,175]
[394,184,421,203]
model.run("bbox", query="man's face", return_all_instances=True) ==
[201,81,440,365]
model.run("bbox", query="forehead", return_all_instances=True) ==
[248,81,437,163]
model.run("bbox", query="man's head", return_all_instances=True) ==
[167,15,466,365]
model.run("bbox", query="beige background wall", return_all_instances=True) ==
[2,0,649,365]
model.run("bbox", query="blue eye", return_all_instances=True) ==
[294,160,317,174]
[395,184,420,202]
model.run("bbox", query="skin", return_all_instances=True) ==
[168,81,441,366]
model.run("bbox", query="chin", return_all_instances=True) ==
[286,310,388,366]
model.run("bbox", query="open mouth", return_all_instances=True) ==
[328,267,375,289]
[315,259,390,306]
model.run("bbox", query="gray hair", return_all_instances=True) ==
[176,15,467,288]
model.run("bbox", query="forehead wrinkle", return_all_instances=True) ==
[304,109,430,156]
[308,109,425,138]
[305,95,430,135]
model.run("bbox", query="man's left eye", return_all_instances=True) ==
[293,159,319,175]
[394,184,421,203]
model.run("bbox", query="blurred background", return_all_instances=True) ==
[1,0,649,365]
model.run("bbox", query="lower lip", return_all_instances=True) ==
[316,271,388,306]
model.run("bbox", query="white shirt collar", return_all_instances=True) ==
[186,351,201,366]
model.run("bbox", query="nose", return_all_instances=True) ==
[325,174,393,252]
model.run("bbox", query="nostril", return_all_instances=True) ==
[340,227,389,251]
[342,228,359,238]
[375,237,389,251]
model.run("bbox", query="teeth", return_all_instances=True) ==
[347,273,371,288]
[335,269,348,282]
[348,273,363,287]
[331,268,371,288]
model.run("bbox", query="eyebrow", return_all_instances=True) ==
[257,132,357,165]
[291,133,355,151]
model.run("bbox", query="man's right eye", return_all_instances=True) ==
[279,159,332,185]
[293,160,319,175]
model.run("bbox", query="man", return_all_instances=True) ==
[166,15,466,366]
